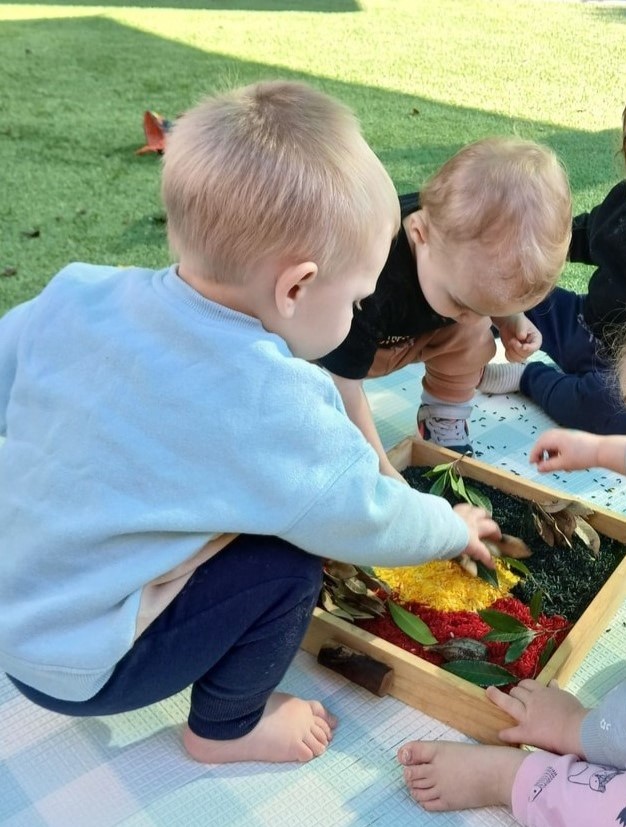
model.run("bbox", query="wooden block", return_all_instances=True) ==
[317,639,394,697]
[302,437,626,745]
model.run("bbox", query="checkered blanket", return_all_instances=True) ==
[2,362,625,827]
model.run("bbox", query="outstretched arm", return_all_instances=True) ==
[530,428,626,475]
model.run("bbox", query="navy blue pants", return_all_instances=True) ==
[524,287,626,434]
[9,535,323,740]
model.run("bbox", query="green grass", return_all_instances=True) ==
[1,0,625,313]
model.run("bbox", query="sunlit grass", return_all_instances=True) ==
[1,0,624,310]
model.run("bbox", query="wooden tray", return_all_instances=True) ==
[301,437,626,744]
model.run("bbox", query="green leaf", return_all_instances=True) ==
[537,636,557,672]
[423,462,454,479]
[483,630,533,643]
[429,473,449,497]
[441,659,517,687]
[503,557,532,577]
[475,560,499,588]
[478,609,529,634]
[504,631,536,664]
[529,590,544,621]
[387,600,437,645]
[465,485,493,514]
[449,469,464,496]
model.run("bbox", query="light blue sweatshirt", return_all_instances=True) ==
[0,263,469,702]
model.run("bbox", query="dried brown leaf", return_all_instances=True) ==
[320,588,355,620]
[566,502,595,519]
[574,516,601,557]
[539,498,575,514]
[553,509,577,542]
[532,511,555,547]
[343,576,367,595]
[326,562,357,580]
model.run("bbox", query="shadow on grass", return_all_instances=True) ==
[0,0,360,9]
[586,2,626,23]
[0,14,622,311]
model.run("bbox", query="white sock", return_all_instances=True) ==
[478,362,526,394]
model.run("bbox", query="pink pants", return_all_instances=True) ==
[368,317,496,404]
[512,749,626,827]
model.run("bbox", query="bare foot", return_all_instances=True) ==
[183,692,338,765]
[397,740,525,811]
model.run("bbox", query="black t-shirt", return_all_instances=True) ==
[319,193,454,379]
[574,180,626,342]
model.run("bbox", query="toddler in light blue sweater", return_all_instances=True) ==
[0,80,500,766]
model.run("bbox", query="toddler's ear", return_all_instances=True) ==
[405,210,429,247]
[274,261,318,318]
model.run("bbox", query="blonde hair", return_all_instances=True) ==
[420,137,572,303]
[162,80,399,283]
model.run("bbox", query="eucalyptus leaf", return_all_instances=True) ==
[441,659,517,687]
[537,636,557,671]
[423,462,454,479]
[504,631,536,664]
[429,473,449,497]
[475,560,499,588]
[387,600,437,645]
[453,472,468,500]
[355,567,392,595]
[334,595,377,620]
[320,588,356,620]
[529,590,544,621]
[483,630,535,643]
[479,608,529,633]
[503,557,532,577]
[464,484,493,514]
[358,566,391,594]
[343,576,367,595]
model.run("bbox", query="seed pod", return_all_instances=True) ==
[426,637,489,662]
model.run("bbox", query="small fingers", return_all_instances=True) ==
[497,725,525,745]
[486,685,527,720]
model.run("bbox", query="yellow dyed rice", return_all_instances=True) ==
[373,560,519,612]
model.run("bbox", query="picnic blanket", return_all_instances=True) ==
[2,358,626,827]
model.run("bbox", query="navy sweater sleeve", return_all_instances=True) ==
[577,181,626,340]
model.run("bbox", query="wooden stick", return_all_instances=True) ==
[317,639,394,697]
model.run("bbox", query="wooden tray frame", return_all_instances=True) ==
[301,438,626,745]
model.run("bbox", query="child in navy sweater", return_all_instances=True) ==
[482,105,626,434]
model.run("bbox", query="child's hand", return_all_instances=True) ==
[530,428,599,472]
[486,679,588,757]
[452,503,501,568]
[494,313,542,363]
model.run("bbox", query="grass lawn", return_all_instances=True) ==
[1,0,625,314]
